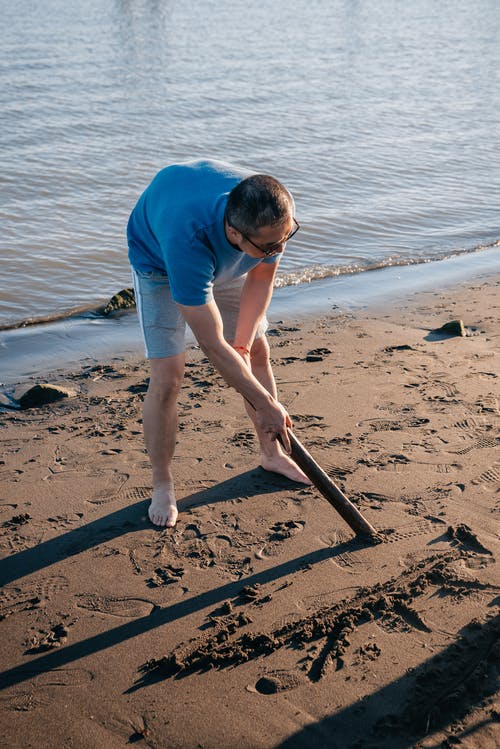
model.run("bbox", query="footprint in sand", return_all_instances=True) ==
[121,486,152,501]
[377,402,417,415]
[357,417,429,432]
[0,593,41,620]
[0,690,50,712]
[399,490,446,523]
[46,513,84,529]
[475,395,498,413]
[155,520,256,578]
[23,668,94,688]
[292,414,325,427]
[0,503,19,516]
[182,523,202,540]
[453,436,499,455]
[250,670,306,694]
[75,594,155,618]
[0,528,43,555]
[379,520,435,543]
[446,524,493,556]
[0,469,24,482]
[267,521,305,542]
[382,454,413,471]
[358,491,392,509]
[318,531,363,573]
[86,480,147,507]
[376,605,431,636]
[461,554,496,570]
[471,462,500,489]
[24,621,72,654]
[353,641,383,665]
[403,461,463,475]
[420,378,459,401]
[2,512,31,529]
[44,464,128,498]
[36,575,70,601]
[227,430,255,449]
[325,463,354,480]
[0,575,69,621]
[331,551,363,572]
[205,534,233,558]
[453,416,491,436]
[146,564,185,588]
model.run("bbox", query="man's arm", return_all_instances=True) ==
[232,261,278,350]
[178,298,291,451]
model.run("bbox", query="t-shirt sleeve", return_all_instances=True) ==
[262,255,280,266]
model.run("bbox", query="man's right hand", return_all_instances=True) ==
[179,300,292,450]
[254,398,292,454]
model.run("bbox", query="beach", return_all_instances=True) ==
[0,277,499,748]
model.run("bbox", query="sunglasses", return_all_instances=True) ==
[230,217,300,256]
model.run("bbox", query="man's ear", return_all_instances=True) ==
[225,222,242,244]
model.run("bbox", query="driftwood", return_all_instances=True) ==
[281,428,377,538]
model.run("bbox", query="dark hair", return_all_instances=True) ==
[225,174,294,234]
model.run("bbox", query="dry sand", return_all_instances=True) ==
[1,278,499,749]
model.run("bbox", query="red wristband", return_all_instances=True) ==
[233,345,251,356]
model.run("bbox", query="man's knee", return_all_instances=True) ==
[250,335,270,366]
[147,356,185,402]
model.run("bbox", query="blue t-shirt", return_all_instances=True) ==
[127,159,278,306]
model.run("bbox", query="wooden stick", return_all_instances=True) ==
[281,428,377,538]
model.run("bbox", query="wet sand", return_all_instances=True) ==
[0,278,499,748]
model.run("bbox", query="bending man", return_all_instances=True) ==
[127,159,310,528]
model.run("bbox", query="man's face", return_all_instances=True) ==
[231,216,299,259]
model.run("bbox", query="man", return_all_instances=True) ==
[127,159,310,528]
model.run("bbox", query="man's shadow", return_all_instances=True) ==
[0,460,372,694]
[0,468,309,587]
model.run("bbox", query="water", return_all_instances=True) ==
[2,245,497,388]
[1,0,499,330]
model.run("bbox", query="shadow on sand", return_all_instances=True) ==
[0,468,307,588]
[0,467,351,692]
[0,540,367,691]
[273,613,499,749]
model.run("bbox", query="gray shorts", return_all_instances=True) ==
[132,268,268,359]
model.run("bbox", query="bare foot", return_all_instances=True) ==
[260,451,312,485]
[149,484,178,528]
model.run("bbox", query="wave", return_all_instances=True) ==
[1,239,497,332]
[275,239,499,289]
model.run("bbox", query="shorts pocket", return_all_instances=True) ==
[133,268,168,282]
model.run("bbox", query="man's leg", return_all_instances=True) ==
[246,336,311,484]
[142,353,185,527]
[213,281,310,484]
[131,267,187,527]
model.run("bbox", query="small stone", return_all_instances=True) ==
[5,513,32,527]
[305,347,332,362]
[101,288,136,315]
[434,320,466,337]
[18,384,76,409]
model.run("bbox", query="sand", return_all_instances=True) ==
[0,278,499,749]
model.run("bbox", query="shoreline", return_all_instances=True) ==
[0,276,498,748]
[2,240,499,334]
[1,244,500,389]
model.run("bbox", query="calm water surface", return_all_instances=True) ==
[1,0,499,327]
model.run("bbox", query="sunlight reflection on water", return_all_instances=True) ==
[1,0,499,325]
